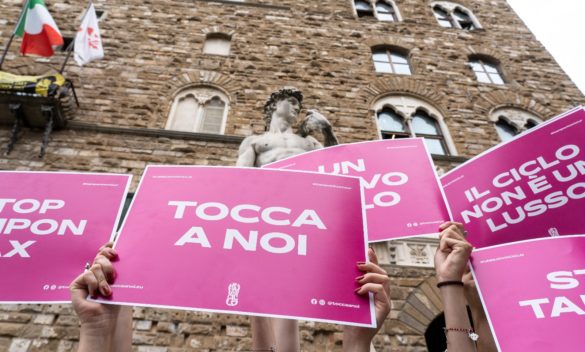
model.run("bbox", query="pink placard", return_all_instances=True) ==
[102,166,374,327]
[264,139,451,242]
[470,235,585,351]
[441,107,585,248]
[0,171,131,303]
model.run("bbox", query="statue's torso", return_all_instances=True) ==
[253,132,319,167]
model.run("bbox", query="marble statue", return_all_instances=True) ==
[236,87,339,351]
[236,87,339,167]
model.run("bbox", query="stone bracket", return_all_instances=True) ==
[6,103,23,155]
[39,105,54,158]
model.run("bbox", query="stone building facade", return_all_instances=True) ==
[0,0,583,350]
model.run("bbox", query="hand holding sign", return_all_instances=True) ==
[441,107,585,248]
[434,222,472,282]
[70,243,132,352]
[434,223,477,352]
[0,171,131,303]
[343,247,391,352]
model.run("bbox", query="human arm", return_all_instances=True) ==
[435,222,475,352]
[343,247,391,352]
[71,243,132,352]
[251,316,275,350]
[251,317,299,351]
[463,272,497,352]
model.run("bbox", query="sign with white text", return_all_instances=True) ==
[265,139,451,242]
[101,166,374,327]
[0,171,131,303]
[470,235,585,351]
[441,107,585,248]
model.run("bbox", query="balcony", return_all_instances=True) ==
[0,60,78,157]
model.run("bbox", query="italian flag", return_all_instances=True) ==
[15,0,64,57]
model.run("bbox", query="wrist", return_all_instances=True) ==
[342,339,371,352]
[79,325,114,352]
[342,327,372,352]
[436,274,463,283]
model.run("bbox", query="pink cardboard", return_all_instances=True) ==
[441,107,585,248]
[470,235,585,351]
[0,171,131,303]
[264,139,451,242]
[103,166,374,327]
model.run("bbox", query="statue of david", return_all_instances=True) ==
[236,87,339,351]
[236,87,338,167]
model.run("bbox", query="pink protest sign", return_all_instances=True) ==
[103,166,374,327]
[0,171,131,303]
[441,107,585,248]
[470,235,585,351]
[264,138,451,242]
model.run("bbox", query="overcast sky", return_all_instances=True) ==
[507,0,585,95]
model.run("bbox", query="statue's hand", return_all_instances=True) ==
[300,109,332,136]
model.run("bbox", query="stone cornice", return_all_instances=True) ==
[194,0,290,11]
[66,121,245,144]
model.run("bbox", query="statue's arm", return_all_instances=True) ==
[300,109,339,147]
[236,136,257,167]
[321,124,339,147]
[305,135,324,150]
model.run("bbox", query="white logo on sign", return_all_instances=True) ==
[311,298,318,305]
[548,228,560,237]
[319,299,326,306]
[226,283,240,307]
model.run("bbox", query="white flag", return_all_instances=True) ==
[74,3,104,66]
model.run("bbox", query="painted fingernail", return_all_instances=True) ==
[355,275,364,281]
[354,287,361,293]
[356,262,365,266]
[369,246,376,254]
[103,284,111,296]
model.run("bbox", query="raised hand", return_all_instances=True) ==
[343,247,391,352]
[70,242,132,352]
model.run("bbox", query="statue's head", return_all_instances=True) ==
[263,87,303,127]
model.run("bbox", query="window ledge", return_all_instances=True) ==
[195,0,290,10]
[67,121,245,144]
[431,154,468,163]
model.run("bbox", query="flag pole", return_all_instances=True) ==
[59,39,75,73]
[0,0,29,71]
[59,0,93,73]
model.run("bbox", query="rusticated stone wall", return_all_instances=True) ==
[0,0,584,350]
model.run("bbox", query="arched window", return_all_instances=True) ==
[203,33,231,56]
[376,1,398,21]
[412,110,449,155]
[355,0,401,21]
[355,0,374,17]
[378,107,410,139]
[525,119,538,130]
[453,7,475,30]
[166,87,229,134]
[490,107,541,142]
[469,57,504,84]
[432,5,454,28]
[495,118,517,142]
[374,96,456,155]
[372,47,411,75]
[431,2,480,30]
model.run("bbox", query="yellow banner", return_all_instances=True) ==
[0,71,66,97]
